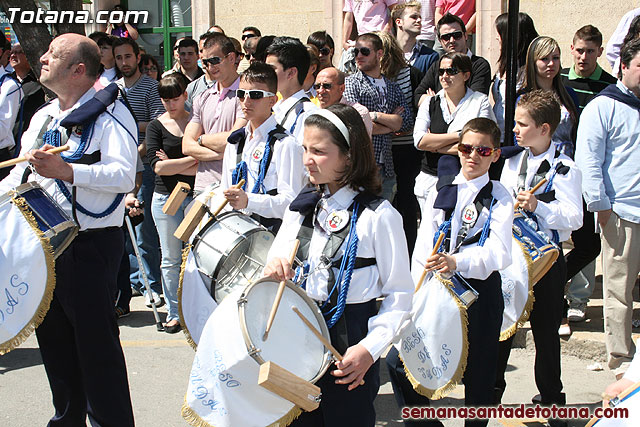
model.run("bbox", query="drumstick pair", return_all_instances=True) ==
[0,145,70,169]
[263,240,300,341]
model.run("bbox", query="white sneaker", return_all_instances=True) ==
[558,323,571,337]
[145,290,164,308]
[567,303,587,322]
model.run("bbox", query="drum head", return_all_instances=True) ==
[192,212,274,303]
[214,229,273,302]
[238,278,331,383]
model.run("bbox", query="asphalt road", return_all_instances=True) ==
[0,295,618,427]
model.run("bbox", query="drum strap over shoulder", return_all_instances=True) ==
[230,124,287,195]
[279,97,310,134]
[291,191,381,351]
[434,181,495,253]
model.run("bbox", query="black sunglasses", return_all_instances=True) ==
[458,143,496,157]
[313,83,333,90]
[440,31,464,42]
[242,34,257,41]
[353,47,371,57]
[202,55,227,67]
[236,89,275,100]
[438,67,460,76]
[319,47,331,56]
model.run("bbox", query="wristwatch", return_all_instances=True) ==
[372,111,378,123]
[197,135,204,146]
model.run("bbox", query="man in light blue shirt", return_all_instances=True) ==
[575,38,640,379]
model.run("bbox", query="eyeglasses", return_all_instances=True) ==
[440,31,464,42]
[142,66,158,73]
[458,143,496,157]
[202,55,228,67]
[236,89,275,100]
[353,47,371,57]
[319,47,331,56]
[313,83,333,90]
[241,34,257,41]
[438,67,460,76]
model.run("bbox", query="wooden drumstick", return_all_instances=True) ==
[514,178,548,210]
[0,145,70,169]
[291,306,365,385]
[414,232,446,294]
[214,179,246,216]
[262,239,300,341]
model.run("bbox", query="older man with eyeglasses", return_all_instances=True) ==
[415,13,491,107]
[315,66,373,138]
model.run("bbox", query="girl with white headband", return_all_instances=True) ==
[264,103,413,426]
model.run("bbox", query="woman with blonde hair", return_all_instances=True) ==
[377,30,424,255]
[518,36,579,156]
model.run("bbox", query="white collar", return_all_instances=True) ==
[246,115,277,141]
[453,171,490,191]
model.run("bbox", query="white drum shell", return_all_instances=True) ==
[192,211,274,301]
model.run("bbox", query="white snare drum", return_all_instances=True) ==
[585,381,639,427]
[397,273,468,400]
[192,212,274,302]
[0,185,57,355]
[183,278,331,427]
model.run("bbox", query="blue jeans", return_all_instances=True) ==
[379,166,397,203]
[129,163,162,294]
[566,260,596,305]
[151,191,192,322]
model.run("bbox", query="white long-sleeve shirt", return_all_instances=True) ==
[413,87,496,149]
[220,115,306,219]
[0,66,23,150]
[272,89,319,143]
[266,186,413,361]
[0,88,138,230]
[500,145,583,242]
[606,8,640,76]
[412,172,513,281]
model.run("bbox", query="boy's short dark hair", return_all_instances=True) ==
[241,61,278,94]
[307,30,335,51]
[243,26,261,37]
[517,89,561,135]
[266,36,310,86]
[202,32,235,55]
[177,38,198,52]
[97,35,118,48]
[355,33,383,52]
[573,25,603,47]
[112,37,140,56]
[460,118,502,148]
[437,13,467,37]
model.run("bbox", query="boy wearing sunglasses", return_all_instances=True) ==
[219,62,306,231]
[387,117,513,426]
[496,90,582,416]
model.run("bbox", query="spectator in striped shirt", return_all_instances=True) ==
[114,37,166,306]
